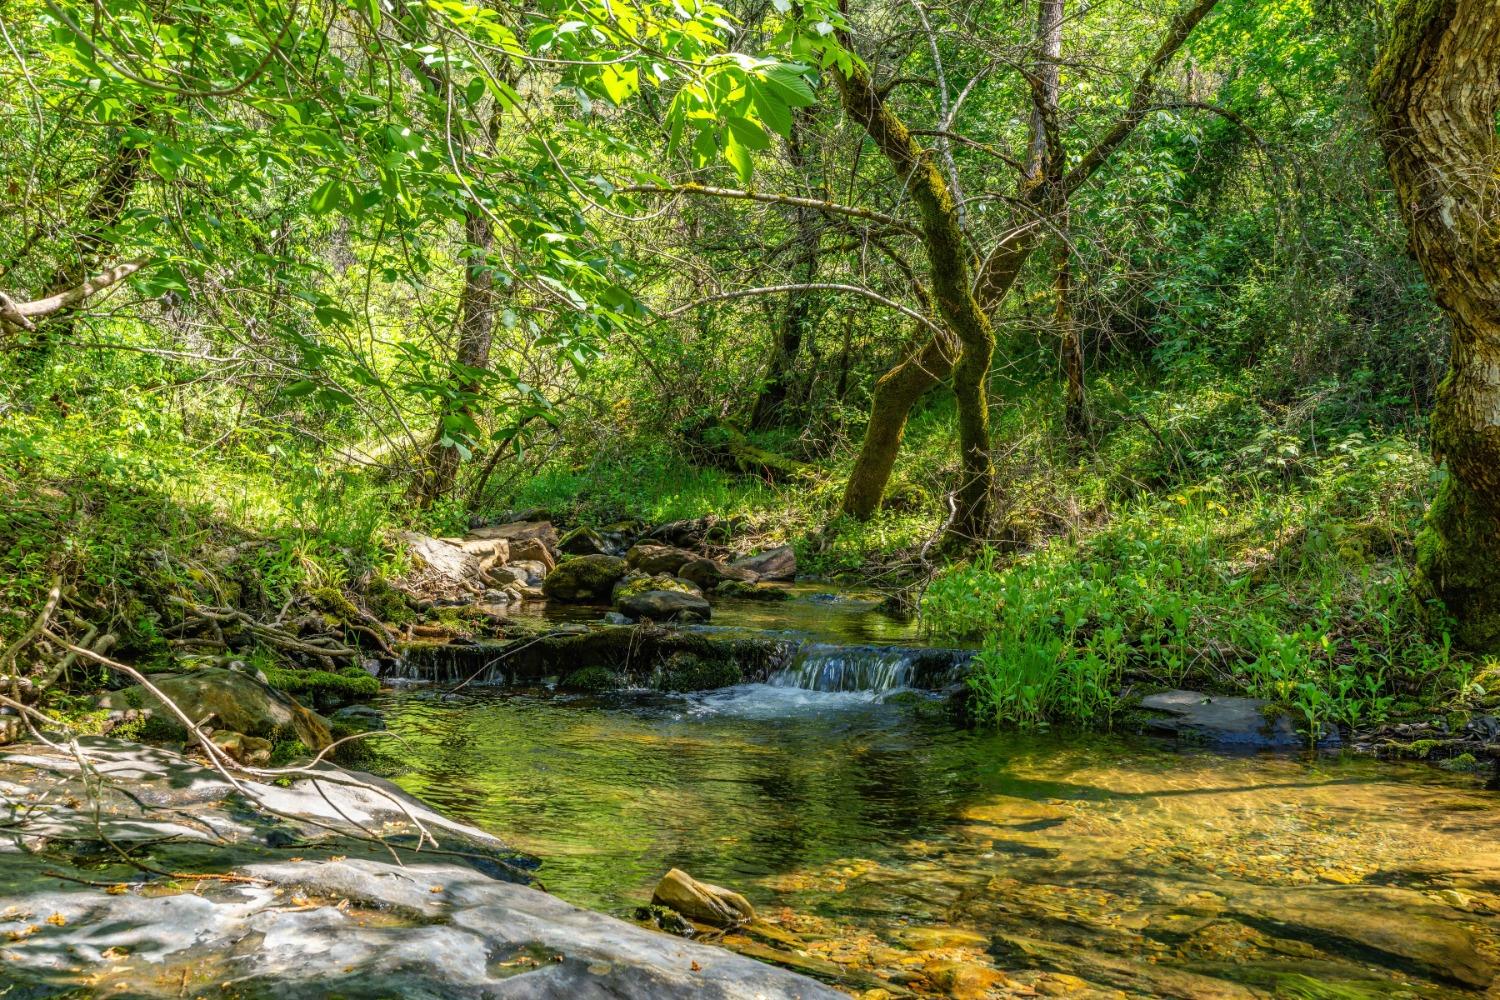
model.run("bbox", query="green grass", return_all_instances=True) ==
[922,430,1465,737]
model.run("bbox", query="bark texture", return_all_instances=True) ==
[1372,0,1500,648]
[841,331,959,518]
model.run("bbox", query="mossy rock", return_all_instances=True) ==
[559,666,621,693]
[541,554,628,602]
[263,666,380,711]
[558,526,610,556]
[653,651,741,691]
[613,574,710,622]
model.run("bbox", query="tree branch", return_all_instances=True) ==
[1063,0,1221,195]
[656,282,943,336]
[0,259,149,332]
[621,184,919,236]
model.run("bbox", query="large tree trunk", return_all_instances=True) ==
[1371,0,1500,648]
[833,63,997,546]
[841,330,958,518]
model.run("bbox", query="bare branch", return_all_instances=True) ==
[621,184,920,236]
[656,282,943,337]
[1,259,149,332]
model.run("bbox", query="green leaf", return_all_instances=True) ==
[726,115,771,151]
[724,132,752,182]
[309,178,342,214]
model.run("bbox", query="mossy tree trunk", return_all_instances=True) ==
[1371,0,1500,647]
[833,61,998,546]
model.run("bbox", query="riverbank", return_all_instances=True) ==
[0,736,845,999]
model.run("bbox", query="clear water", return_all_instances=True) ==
[376,684,1500,997]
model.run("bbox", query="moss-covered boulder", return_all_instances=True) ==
[541,554,628,602]
[558,526,610,556]
[613,574,710,622]
[97,667,332,750]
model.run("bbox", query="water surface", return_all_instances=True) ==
[376,685,1500,997]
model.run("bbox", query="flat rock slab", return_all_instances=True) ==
[1138,689,1303,748]
[0,739,843,999]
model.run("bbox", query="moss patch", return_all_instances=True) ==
[653,651,742,691]
[559,666,621,693]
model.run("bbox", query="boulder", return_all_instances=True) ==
[468,520,559,554]
[208,730,272,766]
[98,668,333,750]
[678,557,757,591]
[646,516,737,547]
[541,554,628,602]
[505,560,550,587]
[458,537,510,573]
[507,537,556,571]
[626,543,697,576]
[729,544,795,582]
[558,526,610,556]
[613,575,710,623]
[400,532,485,599]
[485,565,530,588]
[651,868,755,928]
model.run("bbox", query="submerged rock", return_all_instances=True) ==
[97,667,332,750]
[1137,689,1304,748]
[542,554,628,602]
[652,868,756,928]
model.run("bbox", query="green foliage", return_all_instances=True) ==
[926,435,1458,734]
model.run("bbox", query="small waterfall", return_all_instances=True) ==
[384,643,517,687]
[770,643,973,693]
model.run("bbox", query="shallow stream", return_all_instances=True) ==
[377,590,1500,998]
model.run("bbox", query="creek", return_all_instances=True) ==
[375,588,1500,998]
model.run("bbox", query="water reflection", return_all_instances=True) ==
[377,687,1500,997]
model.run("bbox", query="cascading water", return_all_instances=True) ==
[768,642,973,693]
